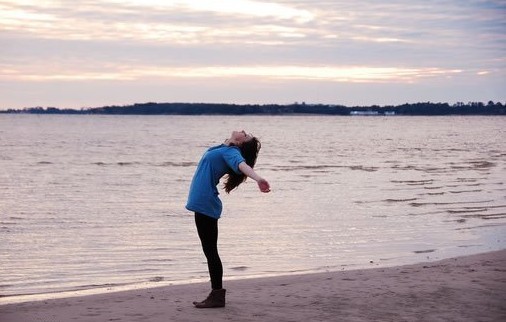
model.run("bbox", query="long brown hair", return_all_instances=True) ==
[223,137,261,193]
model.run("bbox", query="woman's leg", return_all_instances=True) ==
[194,212,223,290]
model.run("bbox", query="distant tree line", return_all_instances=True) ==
[2,101,505,115]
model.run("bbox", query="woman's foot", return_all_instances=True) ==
[193,289,226,308]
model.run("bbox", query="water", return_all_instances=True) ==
[1,115,505,302]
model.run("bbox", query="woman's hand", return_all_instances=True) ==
[257,178,271,193]
[238,162,271,193]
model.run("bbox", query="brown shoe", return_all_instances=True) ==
[193,289,226,308]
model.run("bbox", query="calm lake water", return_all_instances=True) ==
[1,115,505,302]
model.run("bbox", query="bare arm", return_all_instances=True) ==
[238,161,271,193]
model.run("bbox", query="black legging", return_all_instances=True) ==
[195,212,223,290]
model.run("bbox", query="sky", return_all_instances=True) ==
[1,0,505,109]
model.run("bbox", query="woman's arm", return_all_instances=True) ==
[238,161,271,193]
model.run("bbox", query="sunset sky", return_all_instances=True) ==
[1,0,505,109]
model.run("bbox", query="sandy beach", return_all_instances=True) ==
[1,250,505,322]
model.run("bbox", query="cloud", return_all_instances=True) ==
[1,62,464,84]
[0,0,504,108]
[106,0,315,22]
[0,1,315,46]
[2,0,504,56]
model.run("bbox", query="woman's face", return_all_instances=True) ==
[230,130,253,146]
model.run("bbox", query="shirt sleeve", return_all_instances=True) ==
[223,147,245,174]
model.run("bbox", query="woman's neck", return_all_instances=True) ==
[224,139,237,147]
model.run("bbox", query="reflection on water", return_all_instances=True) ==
[0,115,505,300]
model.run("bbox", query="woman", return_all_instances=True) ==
[186,130,271,308]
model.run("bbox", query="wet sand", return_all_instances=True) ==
[1,250,505,322]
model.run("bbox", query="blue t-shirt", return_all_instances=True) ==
[186,144,245,219]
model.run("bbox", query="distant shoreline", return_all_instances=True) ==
[1,101,505,115]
